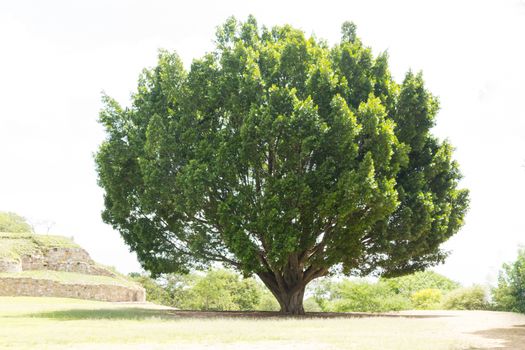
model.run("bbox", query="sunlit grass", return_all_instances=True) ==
[0,296,496,349]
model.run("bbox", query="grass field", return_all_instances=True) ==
[0,270,138,288]
[1,297,524,349]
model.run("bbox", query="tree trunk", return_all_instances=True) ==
[257,272,308,315]
[276,287,306,315]
[256,260,328,315]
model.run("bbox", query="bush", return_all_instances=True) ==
[315,279,411,312]
[442,285,488,310]
[382,271,460,298]
[131,269,263,311]
[311,271,467,312]
[492,249,525,313]
[185,272,238,311]
[411,289,442,309]
[133,268,466,313]
[181,269,262,311]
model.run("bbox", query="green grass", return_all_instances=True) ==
[0,297,498,350]
[32,234,80,249]
[0,232,33,239]
[0,270,139,288]
[0,236,37,260]
[0,232,79,261]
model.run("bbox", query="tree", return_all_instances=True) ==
[95,16,469,314]
[492,249,525,313]
[0,212,32,233]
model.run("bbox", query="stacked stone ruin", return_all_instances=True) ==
[0,233,145,302]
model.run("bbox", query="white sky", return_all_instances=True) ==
[1,0,524,286]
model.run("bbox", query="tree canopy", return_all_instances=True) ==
[0,212,32,233]
[96,16,469,314]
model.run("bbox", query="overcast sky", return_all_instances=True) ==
[1,0,524,286]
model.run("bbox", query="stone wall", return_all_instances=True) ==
[0,277,145,302]
[16,247,115,277]
[0,259,21,273]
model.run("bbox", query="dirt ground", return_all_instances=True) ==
[397,310,525,350]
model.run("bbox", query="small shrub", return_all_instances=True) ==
[411,289,442,309]
[442,285,488,310]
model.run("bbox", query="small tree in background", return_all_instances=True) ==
[96,17,469,314]
[185,269,261,311]
[492,249,525,313]
[131,269,262,311]
[0,212,32,233]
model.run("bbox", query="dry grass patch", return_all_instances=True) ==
[1,297,524,349]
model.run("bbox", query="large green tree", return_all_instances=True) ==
[96,17,469,314]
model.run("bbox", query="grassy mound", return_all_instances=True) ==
[0,232,143,302]
[0,231,140,288]
[0,232,79,262]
